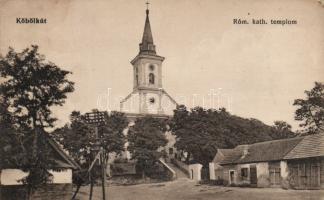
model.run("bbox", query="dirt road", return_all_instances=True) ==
[75,178,323,200]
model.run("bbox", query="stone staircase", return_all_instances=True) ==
[165,161,189,179]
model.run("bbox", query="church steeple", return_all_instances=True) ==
[139,4,156,55]
[121,3,177,116]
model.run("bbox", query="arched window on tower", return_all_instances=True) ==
[135,67,139,86]
[149,73,155,85]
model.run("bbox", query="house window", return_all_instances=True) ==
[149,73,155,84]
[241,168,248,180]
[269,168,281,185]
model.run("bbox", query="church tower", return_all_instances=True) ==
[120,5,177,118]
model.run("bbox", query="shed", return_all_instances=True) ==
[209,133,324,189]
[0,136,80,200]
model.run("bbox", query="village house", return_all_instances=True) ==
[209,133,324,189]
[0,136,80,200]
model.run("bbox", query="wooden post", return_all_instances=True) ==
[71,183,81,200]
[101,149,107,200]
[94,126,99,139]
[89,173,94,200]
[318,162,320,188]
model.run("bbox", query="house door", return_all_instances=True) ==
[310,164,320,188]
[229,171,235,184]
[250,166,257,185]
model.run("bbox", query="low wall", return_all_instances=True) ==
[209,163,215,180]
[159,159,176,180]
[188,164,203,181]
[171,158,190,176]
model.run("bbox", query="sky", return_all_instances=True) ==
[0,0,323,130]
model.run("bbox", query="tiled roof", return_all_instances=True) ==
[218,145,247,165]
[284,133,324,159]
[1,133,80,170]
[217,137,303,165]
[47,136,81,170]
[239,137,303,164]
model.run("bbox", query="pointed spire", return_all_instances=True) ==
[139,2,156,55]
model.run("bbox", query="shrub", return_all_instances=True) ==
[257,174,270,187]
[199,179,225,185]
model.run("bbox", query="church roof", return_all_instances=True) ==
[139,9,156,55]
[142,10,154,46]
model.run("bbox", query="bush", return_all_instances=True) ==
[281,178,290,190]
[146,162,171,180]
[257,174,270,187]
[114,157,128,163]
[282,173,297,190]
[199,179,224,185]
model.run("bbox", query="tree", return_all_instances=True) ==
[293,82,324,134]
[270,121,296,139]
[0,45,74,197]
[127,116,168,178]
[52,110,128,176]
[170,105,279,166]
[52,111,94,168]
[170,106,223,166]
[0,96,22,168]
[98,111,129,157]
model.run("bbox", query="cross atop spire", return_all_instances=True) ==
[139,1,156,55]
[146,1,150,10]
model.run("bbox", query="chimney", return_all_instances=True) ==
[240,145,249,159]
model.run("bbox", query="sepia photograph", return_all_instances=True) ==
[0,0,324,199]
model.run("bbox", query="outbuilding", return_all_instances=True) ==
[209,133,324,189]
[0,137,80,200]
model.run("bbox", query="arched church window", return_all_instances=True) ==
[135,67,139,85]
[149,73,155,84]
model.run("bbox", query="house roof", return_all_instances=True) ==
[284,133,324,160]
[1,133,80,170]
[218,145,248,165]
[238,137,303,164]
[47,136,81,170]
[217,137,304,165]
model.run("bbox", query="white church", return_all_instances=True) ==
[120,7,178,119]
[113,5,202,181]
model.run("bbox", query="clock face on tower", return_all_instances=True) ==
[149,97,155,104]
[146,93,159,113]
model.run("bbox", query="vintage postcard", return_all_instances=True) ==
[0,0,323,199]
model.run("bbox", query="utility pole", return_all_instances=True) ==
[84,110,107,200]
